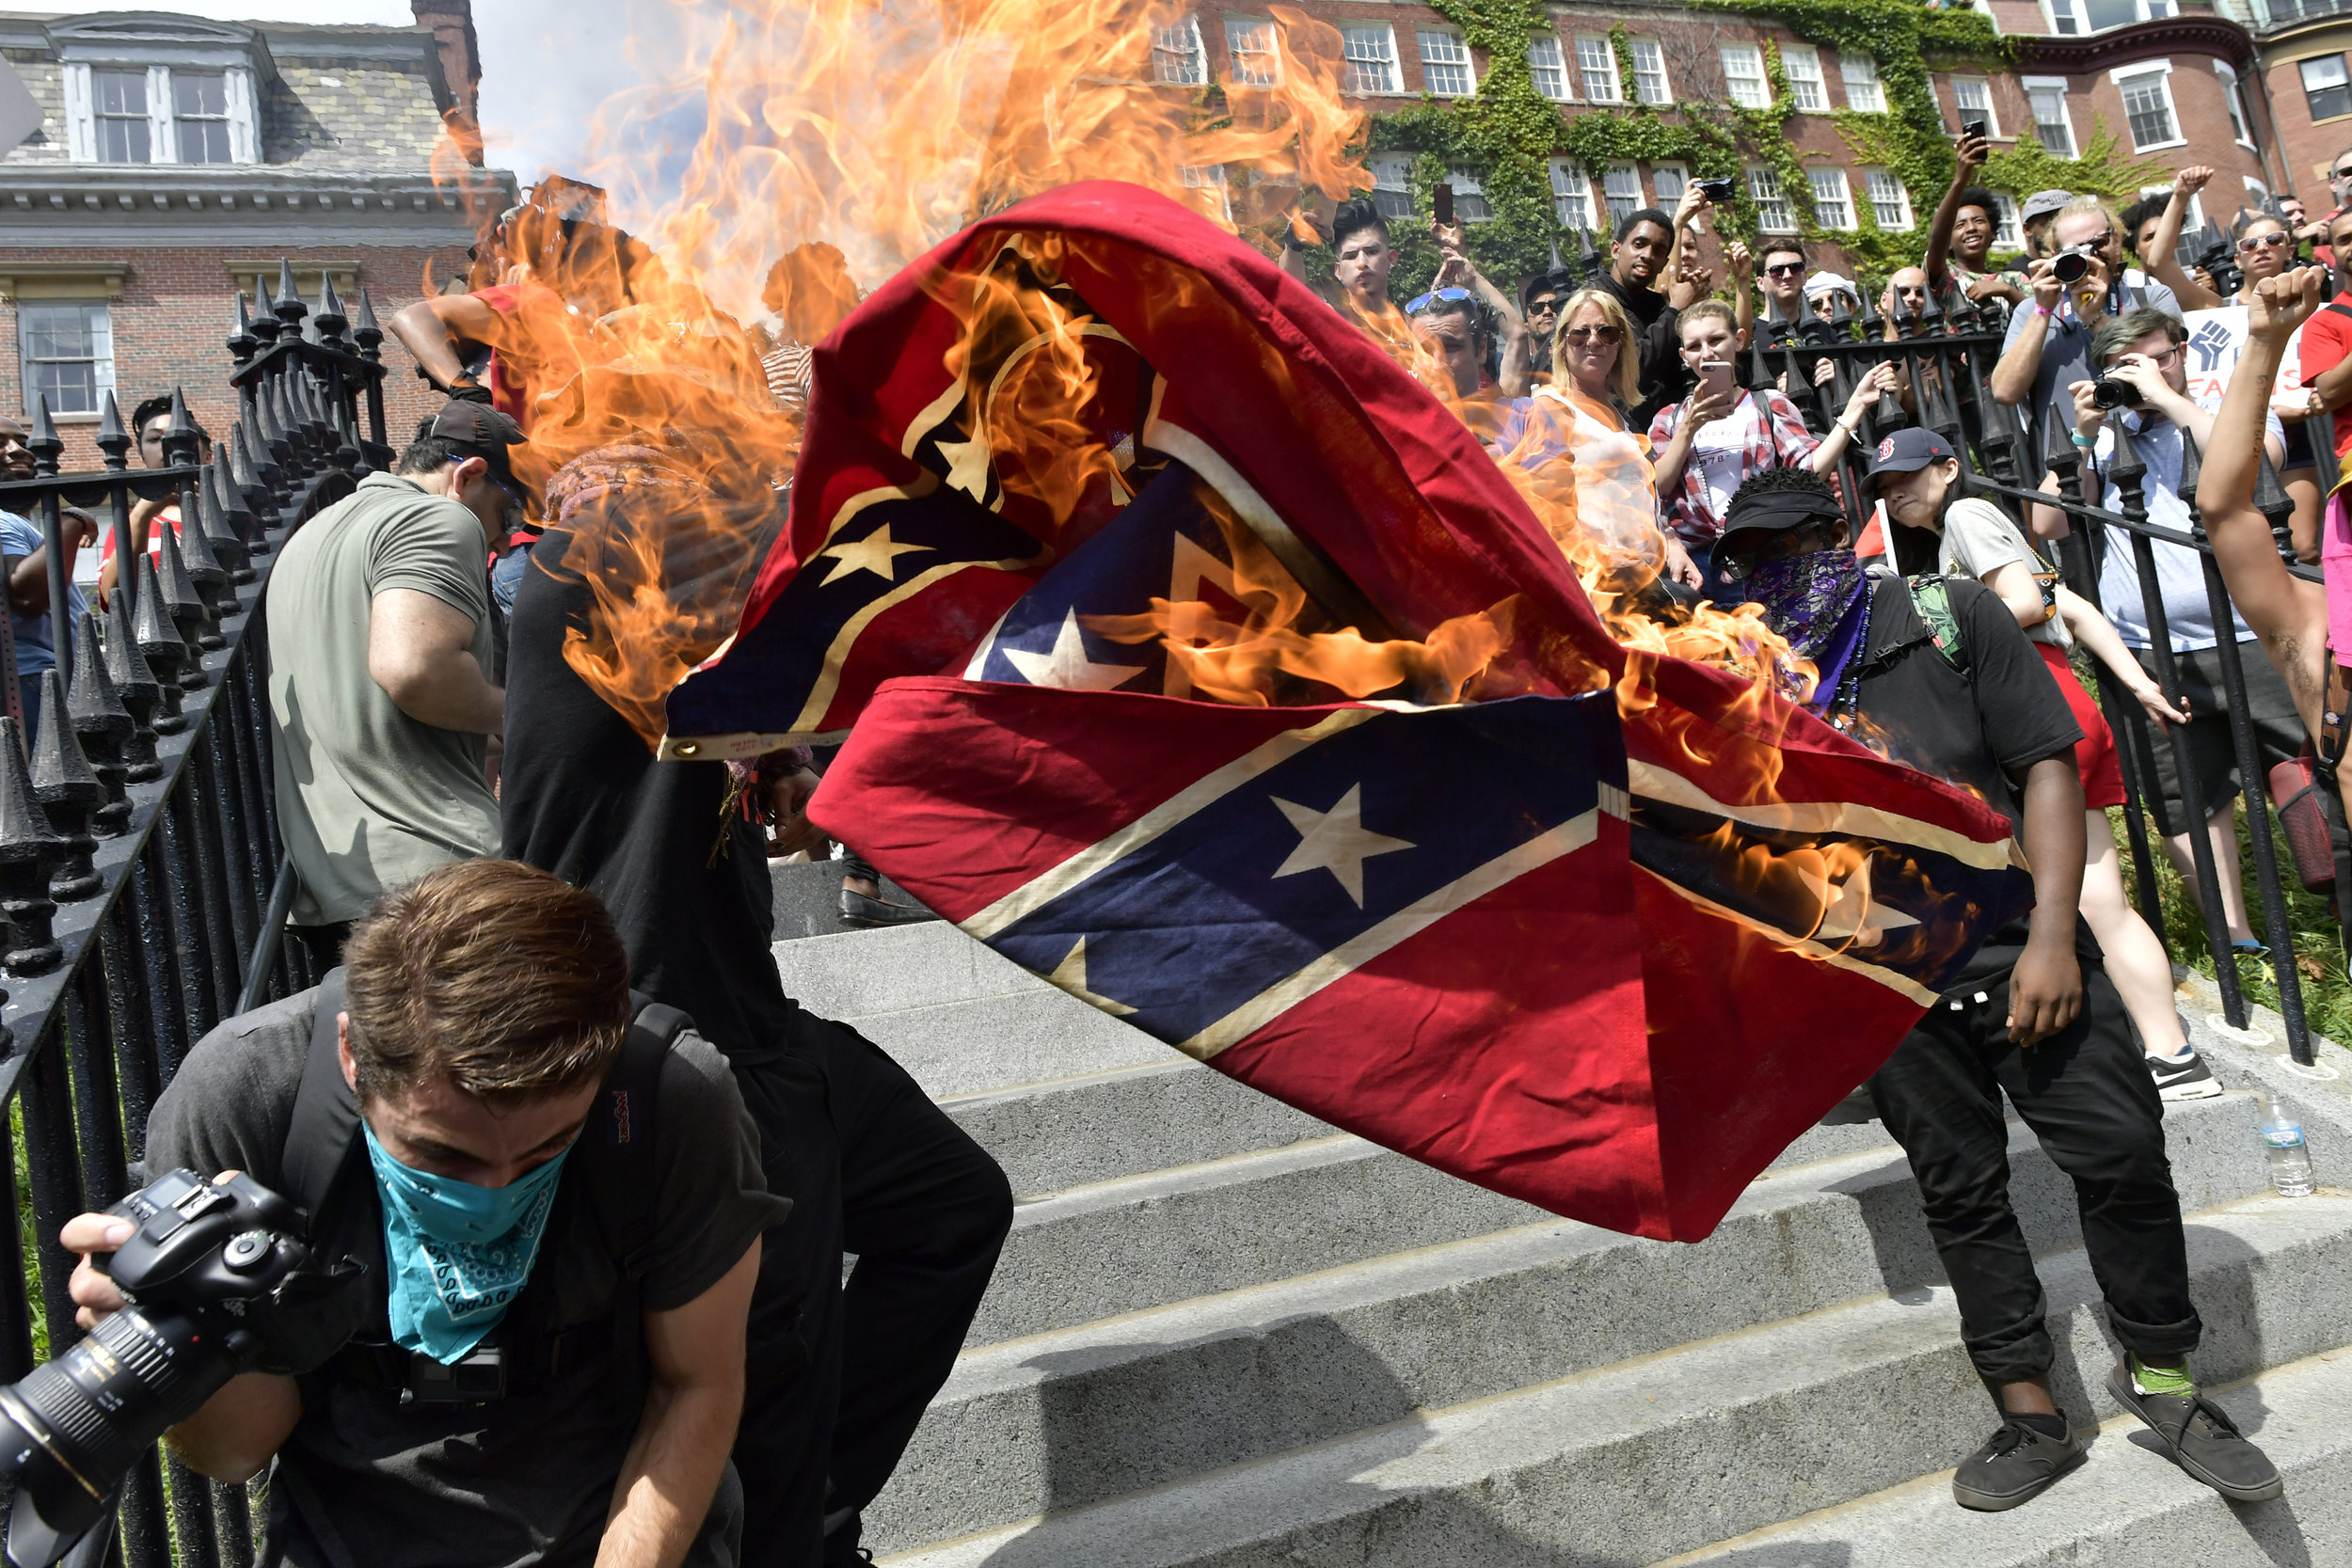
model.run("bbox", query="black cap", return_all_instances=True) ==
[1719,485,1847,546]
[1862,427,1957,483]
[1520,269,1576,311]
[421,401,526,487]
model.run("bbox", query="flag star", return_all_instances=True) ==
[1049,935,1136,1016]
[1269,784,1414,908]
[1002,608,1146,691]
[818,522,931,586]
[1811,858,1920,950]
[936,430,993,500]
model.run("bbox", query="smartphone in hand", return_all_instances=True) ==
[1434,182,1454,227]
[1699,359,1737,398]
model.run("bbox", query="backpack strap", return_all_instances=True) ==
[569,994,688,1398]
[2324,302,2352,325]
[2320,659,2352,784]
[1903,575,1972,675]
[282,969,361,1237]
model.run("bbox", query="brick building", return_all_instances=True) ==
[1175,0,2285,277]
[0,3,516,470]
[2246,0,2352,200]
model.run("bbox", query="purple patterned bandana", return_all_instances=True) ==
[1744,548,1871,710]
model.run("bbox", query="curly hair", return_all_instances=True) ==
[1728,466,1836,507]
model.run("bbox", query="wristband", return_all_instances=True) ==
[2033,303,2056,319]
[1836,416,1859,436]
[2070,431,2098,448]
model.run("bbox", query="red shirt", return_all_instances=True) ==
[2299,291,2352,463]
[99,506,180,563]
[465,282,582,436]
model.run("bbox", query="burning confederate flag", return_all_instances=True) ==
[660,182,2030,1242]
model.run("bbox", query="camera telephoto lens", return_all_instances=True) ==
[2053,251,2090,285]
[2090,378,2142,411]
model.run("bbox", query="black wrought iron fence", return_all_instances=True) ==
[0,261,389,1567]
[1754,291,2330,1070]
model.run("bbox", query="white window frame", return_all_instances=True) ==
[1630,39,1672,105]
[2214,60,2255,150]
[2044,0,2174,30]
[1950,76,2000,138]
[1993,193,2024,249]
[2113,61,2183,152]
[1152,16,1207,85]
[1652,164,1689,209]
[1446,166,1493,223]
[1839,52,1885,113]
[1749,165,1796,232]
[1783,46,1829,112]
[1178,164,1232,224]
[59,59,257,165]
[1528,34,1569,102]
[1808,166,1855,230]
[2246,174,2274,209]
[1369,152,1414,220]
[1576,35,1621,103]
[1720,42,1770,109]
[2140,182,2205,236]
[1549,158,1596,231]
[1418,29,1476,98]
[18,301,117,418]
[1599,164,1645,226]
[1340,24,1401,96]
[2302,53,2352,124]
[2020,76,2076,158]
[1224,17,1281,89]
[1864,167,1914,230]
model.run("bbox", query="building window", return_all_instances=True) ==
[1573,36,1620,103]
[1808,167,1855,230]
[1630,40,1672,105]
[91,68,150,163]
[1783,46,1828,111]
[2246,175,2274,209]
[1549,159,1595,230]
[2119,68,2180,150]
[2215,62,2255,149]
[1341,24,1399,94]
[1721,43,1770,108]
[1653,165,1689,208]
[2025,82,2076,157]
[1596,165,1641,225]
[1369,153,1414,219]
[2046,0,2175,30]
[1862,169,1913,230]
[1179,164,1232,224]
[173,71,231,164]
[1446,167,1492,222]
[1419,30,1474,97]
[2302,55,2352,121]
[2141,182,2205,234]
[19,302,115,418]
[1840,53,1885,113]
[1994,193,2023,249]
[1528,35,1568,101]
[1224,18,1280,87]
[1951,76,1999,137]
[1153,17,1206,85]
[1749,166,1796,232]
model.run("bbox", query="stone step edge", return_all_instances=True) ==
[878,1192,2352,1567]
[1655,1343,2352,1566]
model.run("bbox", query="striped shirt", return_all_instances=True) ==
[763,341,815,412]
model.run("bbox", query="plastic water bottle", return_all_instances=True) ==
[2262,1112,2317,1197]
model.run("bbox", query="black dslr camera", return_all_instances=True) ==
[2090,375,2144,411]
[2052,243,2099,285]
[2193,232,2244,300]
[0,1171,365,1568]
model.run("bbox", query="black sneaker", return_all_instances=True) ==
[840,886,930,927]
[2107,1360,2283,1502]
[2147,1049,2224,1102]
[1952,1415,2087,1511]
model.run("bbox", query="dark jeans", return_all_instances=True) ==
[1867,948,2202,1394]
[731,1007,1013,1566]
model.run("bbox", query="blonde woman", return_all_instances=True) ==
[1501,288,1700,586]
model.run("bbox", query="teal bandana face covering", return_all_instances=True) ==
[363,1124,572,1364]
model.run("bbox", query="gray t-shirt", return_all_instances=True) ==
[267,474,501,925]
[1999,271,2184,453]
[1937,497,2066,648]
[143,990,787,1568]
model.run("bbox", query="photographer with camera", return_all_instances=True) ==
[1994,197,2183,456]
[1923,129,2026,310]
[55,860,784,1568]
[2027,309,2303,960]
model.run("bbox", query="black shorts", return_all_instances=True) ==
[2127,640,2306,836]
[2284,417,2316,472]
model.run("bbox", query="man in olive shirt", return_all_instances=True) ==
[268,404,522,968]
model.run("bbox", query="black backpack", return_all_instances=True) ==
[282,968,691,1403]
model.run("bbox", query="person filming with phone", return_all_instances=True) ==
[1647,301,1893,582]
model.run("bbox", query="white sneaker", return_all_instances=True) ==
[2147,1050,2224,1101]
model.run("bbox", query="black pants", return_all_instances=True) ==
[730,1006,1013,1566]
[1867,950,2202,1394]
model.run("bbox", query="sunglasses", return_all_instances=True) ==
[2334,166,2352,182]
[1562,325,1622,344]
[2237,230,2293,253]
[1528,298,1562,314]
[1765,261,1805,277]
[1405,286,1474,314]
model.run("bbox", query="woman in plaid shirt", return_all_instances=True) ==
[1648,302,1893,578]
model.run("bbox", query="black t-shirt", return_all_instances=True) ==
[1596,271,1689,432]
[143,990,787,1568]
[499,527,802,1065]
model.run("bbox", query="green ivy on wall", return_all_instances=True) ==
[1350,0,2174,303]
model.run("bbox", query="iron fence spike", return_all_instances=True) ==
[132,554,189,733]
[28,667,102,899]
[0,715,66,974]
[65,610,131,835]
[103,587,161,783]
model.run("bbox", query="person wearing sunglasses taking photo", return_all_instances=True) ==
[1994,195,2184,456]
